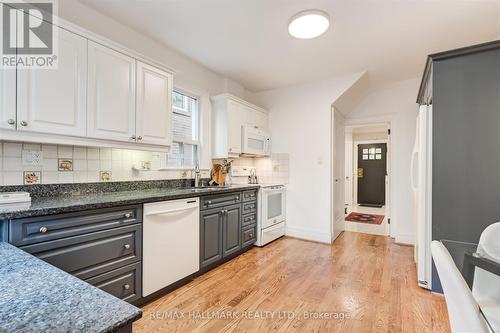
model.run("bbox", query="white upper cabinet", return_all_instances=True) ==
[17,28,87,136]
[211,94,269,158]
[244,105,268,129]
[87,41,136,142]
[136,62,173,146]
[0,13,17,131]
[227,100,245,155]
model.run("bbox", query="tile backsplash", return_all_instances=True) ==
[227,154,290,184]
[0,141,209,186]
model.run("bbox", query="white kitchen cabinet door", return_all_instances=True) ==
[0,19,16,131]
[136,62,172,146]
[244,106,268,129]
[87,41,136,142]
[227,100,244,154]
[17,28,87,136]
[256,110,269,129]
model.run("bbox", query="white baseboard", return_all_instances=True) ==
[395,233,415,245]
[285,226,332,244]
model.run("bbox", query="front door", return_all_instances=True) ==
[357,143,387,207]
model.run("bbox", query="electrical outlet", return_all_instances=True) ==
[22,150,43,166]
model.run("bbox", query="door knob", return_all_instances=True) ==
[20,120,28,126]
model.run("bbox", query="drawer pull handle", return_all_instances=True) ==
[124,244,131,250]
[123,284,130,290]
[39,226,48,233]
[124,213,132,219]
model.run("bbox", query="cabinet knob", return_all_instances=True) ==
[124,213,132,219]
[229,148,232,152]
[235,196,239,200]
[130,136,136,140]
[124,244,131,250]
[207,200,212,205]
[137,136,143,140]
[20,120,28,127]
[123,284,130,290]
[39,226,48,233]
[7,119,15,125]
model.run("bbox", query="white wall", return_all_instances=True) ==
[253,73,364,243]
[345,78,421,244]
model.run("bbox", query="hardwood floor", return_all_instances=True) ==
[134,232,450,332]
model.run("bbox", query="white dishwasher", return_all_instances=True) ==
[143,198,200,297]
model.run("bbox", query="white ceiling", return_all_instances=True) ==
[79,0,500,92]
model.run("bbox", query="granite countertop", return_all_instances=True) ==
[0,242,142,333]
[0,184,260,220]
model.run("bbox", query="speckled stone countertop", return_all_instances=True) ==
[0,184,260,220]
[0,242,142,333]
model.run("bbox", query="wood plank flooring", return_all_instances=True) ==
[134,232,450,333]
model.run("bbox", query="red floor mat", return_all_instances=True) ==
[346,212,384,225]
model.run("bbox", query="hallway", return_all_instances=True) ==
[134,232,449,332]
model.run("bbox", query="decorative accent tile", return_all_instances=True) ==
[100,171,112,182]
[23,171,41,185]
[58,159,73,171]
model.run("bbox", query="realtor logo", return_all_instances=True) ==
[1,0,58,68]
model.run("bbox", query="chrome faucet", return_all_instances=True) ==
[193,162,201,187]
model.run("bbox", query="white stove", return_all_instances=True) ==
[256,183,286,246]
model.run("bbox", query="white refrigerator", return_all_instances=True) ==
[411,104,433,290]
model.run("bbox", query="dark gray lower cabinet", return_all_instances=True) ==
[222,204,242,257]
[9,205,143,303]
[200,208,223,267]
[85,262,141,303]
[200,191,256,269]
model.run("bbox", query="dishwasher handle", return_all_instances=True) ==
[145,204,198,217]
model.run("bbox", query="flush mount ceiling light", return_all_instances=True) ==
[288,9,330,39]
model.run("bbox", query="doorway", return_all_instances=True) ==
[344,124,390,236]
[357,143,387,207]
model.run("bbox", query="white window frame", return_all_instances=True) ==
[164,88,201,170]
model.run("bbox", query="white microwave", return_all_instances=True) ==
[241,125,271,156]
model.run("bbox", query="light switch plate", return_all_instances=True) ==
[22,150,43,166]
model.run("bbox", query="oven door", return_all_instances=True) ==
[262,187,286,229]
